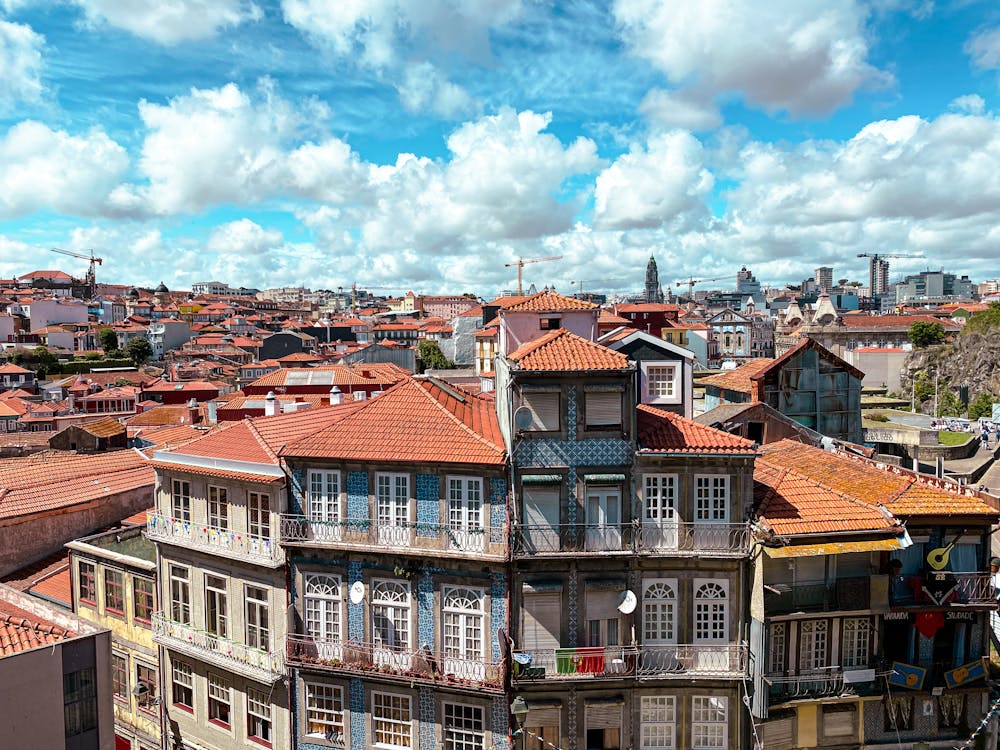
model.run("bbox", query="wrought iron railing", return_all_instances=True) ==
[146,511,281,565]
[513,521,752,556]
[511,643,747,680]
[285,634,503,688]
[888,571,998,607]
[152,612,283,681]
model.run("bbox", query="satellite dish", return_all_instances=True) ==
[617,589,637,614]
[513,406,533,431]
[349,581,366,605]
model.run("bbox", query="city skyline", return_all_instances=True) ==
[1,1,999,293]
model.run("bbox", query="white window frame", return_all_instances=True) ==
[691,696,727,749]
[442,586,485,662]
[841,617,870,669]
[768,622,787,674]
[247,686,272,744]
[246,584,270,652]
[248,491,271,539]
[204,574,228,638]
[799,620,829,672]
[640,695,675,750]
[207,673,231,729]
[643,475,678,522]
[641,361,681,404]
[304,574,342,644]
[208,485,228,529]
[171,661,193,709]
[376,473,410,530]
[642,579,677,644]
[169,564,191,625]
[304,682,346,742]
[447,476,484,549]
[171,479,191,522]
[443,702,485,750]
[372,579,411,650]
[372,691,413,750]
[694,475,729,523]
[693,579,728,643]
[308,470,341,524]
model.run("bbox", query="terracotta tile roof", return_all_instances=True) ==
[0,604,74,656]
[168,420,277,465]
[28,566,73,607]
[636,405,756,454]
[503,290,598,312]
[614,303,683,313]
[74,417,126,438]
[276,352,323,362]
[598,311,631,326]
[0,364,31,374]
[248,363,410,389]
[699,359,774,393]
[757,440,999,518]
[149,461,284,483]
[126,406,199,427]
[0,450,153,520]
[508,329,631,372]
[1,549,70,592]
[120,507,153,525]
[134,424,209,448]
[283,377,505,465]
[840,314,960,330]
[143,380,219,393]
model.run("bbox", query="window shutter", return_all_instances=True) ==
[585,392,621,427]
[586,704,622,729]
[586,591,619,622]
[522,593,561,651]
[762,718,795,747]
[528,707,561,727]
[525,393,560,431]
[823,707,855,737]
[523,489,560,527]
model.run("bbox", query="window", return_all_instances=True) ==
[586,590,621,647]
[305,682,345,741]
[64,667,98,737]
[444,703,484,750]
[172,661,193,710]
[643,363,679,403]
[78,561,96,604]
[521,592,561,653]
[691,696,727,749]
[642,580,677,644]
[447,477,484,551]
[308,470,341,524]
[248,492,271,538]
[372,579,410,651]
[525,707,560,750]
[247,687,272,745]
[643,475,677,549]
[539,317,561,330]
[694,580,728,642]
[112,654,128,703]
[584,390,622,429]
[841,618,870,669]
[522,391,560,431]
[305,574,341,645]
[205,574,228,637]
[171,479,191,522]
[695,476,729,522]
[134,576,154,624]
[641,696,675,750]
[169,565,191,624]
[135,663,157,713]
[373,692,412,749]
[376,473,409,543]
[208,485,228,529]
[768,623,786,674]
[246,585,270,652]
[208,673,231,728]
[442,587,484,667]
[798,620,828,671]
[585,703,621,750]
[104,568,125,614]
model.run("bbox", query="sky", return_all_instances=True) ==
[1,0,1000,297]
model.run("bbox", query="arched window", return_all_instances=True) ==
[694,580,728,642]
[642,580,677,644]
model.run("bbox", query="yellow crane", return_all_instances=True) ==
[504,255,563,296]
[50,247,103,296]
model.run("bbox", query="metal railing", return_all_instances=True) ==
[152,612,284,682]
[765,576,872,615]
[279,515,506,558]
[146,511,282,565]
[767,667,849,699]
[285,634,503,688]
[512,643,747,680]
[889,571,998,607]
[513,521,752,556]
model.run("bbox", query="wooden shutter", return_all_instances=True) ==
[585,391,621,427]
[522,593,561,651]
[525,393,560,431]
[586,590,619,622]
[762,718,794,747]
[822,706,855,737]
[586,703,622,729]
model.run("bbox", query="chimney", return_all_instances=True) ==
[329,386,344,406]
[205,400,219,424]
[264,390,279,417]
[187,397,199,424]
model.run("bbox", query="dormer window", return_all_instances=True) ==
[539,316,561,330]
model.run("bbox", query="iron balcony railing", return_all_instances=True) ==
[888,571,998,607]
[511,643,748,680]
[285,634,504,689]
[765,576,873,615]
[152,612,284,683]
[513,521,752,557]
[146,511,282,566]
[278,515,507,558]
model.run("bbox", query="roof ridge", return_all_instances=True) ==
[412,380,505,455]
[243,418,280,464]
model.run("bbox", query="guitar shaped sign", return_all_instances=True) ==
[925,530,965,571]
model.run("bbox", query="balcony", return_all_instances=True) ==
[767,666,881,702]
[146,512,282,567]
[511,643,747,681]
[888,572,998,608]
[513,521,752,557]
[152,612,284,683]
[765,576,873,616]
[278,516,507,560]
[285,634,504,691]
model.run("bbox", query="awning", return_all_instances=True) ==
[583,473,626,483]
[520,474,563,484]
[763,532,912,558]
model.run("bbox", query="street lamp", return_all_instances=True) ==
[510,696,529,750]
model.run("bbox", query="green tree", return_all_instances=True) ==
[908,320,946,348]
[417,339,452,371]
[30,346,58,377]
[98,327,119,353]
[969,391,997,420]
[963,300,1000,335]
[124,337,152,366]
[936,388,963,417]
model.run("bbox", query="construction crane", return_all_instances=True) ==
[50,247,103,296]
[856,252,924,297]
[675,275,729,298]
[504,255,563,296]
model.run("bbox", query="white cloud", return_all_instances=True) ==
[0,121,129,218]
[639,88,721,131]
[207,219,283,256]
[0,19,43,112]
[950,94,986,114]
[966,26,1000,71]
[593,131,713,229]
[398,62,476,119]
[613,0,887,116]
[71,0,261,45]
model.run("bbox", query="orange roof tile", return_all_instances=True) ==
[126,406,199,427]
[283,377,505,466]
[840,314,960,330]
[120,507,153,525]
[699,359,774,393]
[508,329,631,372]
[28,566,73,607]
[248,363,410,389]
[134,424,209,448]
[75,417,126,438]
[503,290,598,312]
[1,549,70,592]
[0,604,74,656]
[637,405,756,454]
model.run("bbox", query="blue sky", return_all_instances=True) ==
[1,0,999,296]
